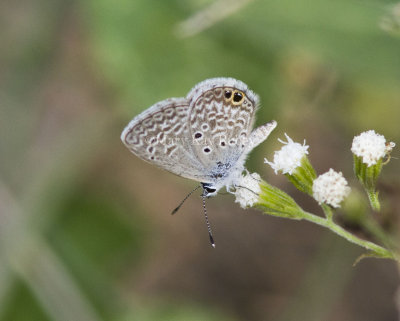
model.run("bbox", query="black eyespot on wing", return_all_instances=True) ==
[204,147,211,153]
[233,91,243,103]
[194,132,202,139]
[225,90,232,99]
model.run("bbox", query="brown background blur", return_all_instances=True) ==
[1,0,400,320]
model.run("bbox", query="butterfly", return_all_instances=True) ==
[121,77,276,246]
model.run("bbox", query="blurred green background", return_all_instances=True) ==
[1,0,400,320]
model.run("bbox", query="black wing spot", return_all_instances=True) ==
[225,90,232,99]
[233,91,243,103]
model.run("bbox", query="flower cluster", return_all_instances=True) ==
[264,133,350,209]
[234,172,261,209]
[351,130,395,211]
[265,134,309,175]
[230,127,396,261]
[351,130,389,167]
[312,169,351,208]
[234,129,394,214]
[265,134,316,196]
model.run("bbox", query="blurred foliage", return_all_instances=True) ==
[0,0,399,320]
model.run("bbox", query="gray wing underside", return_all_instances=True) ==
[187,83,258,176]
[121,97,207,181]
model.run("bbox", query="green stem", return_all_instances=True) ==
[256,178,396,261]
[321,204,333,220]
[298,210,395,260]
[367,189,380,212]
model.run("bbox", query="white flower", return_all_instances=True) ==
[265,134,309,175]
[351,130,394,167]
[234,172,261,209]
[312,169,351,208]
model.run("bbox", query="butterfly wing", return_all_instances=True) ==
[186,78,259,182]
[121,97,206,181]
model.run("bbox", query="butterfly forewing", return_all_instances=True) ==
[121,97,206,180]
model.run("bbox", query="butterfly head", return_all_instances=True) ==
[201,182,218,198]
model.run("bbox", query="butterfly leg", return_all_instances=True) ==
[244,120,277,153]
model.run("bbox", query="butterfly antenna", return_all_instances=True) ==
[171,185,201,215]
[202,196,215,248]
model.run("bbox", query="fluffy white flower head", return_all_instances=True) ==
[265,134,309,175]
[312,169,351,208]
[234,172,261,209]
[351,130,394,167]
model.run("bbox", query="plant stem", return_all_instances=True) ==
[321,204,333,220]
[367,189,380,211]
[256,178,396,261]
[298,210,395,260]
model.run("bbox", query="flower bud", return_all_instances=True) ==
[265,134,316,195]
[351,130,395,211]
[312,169,351,208]
[233,172,303,219]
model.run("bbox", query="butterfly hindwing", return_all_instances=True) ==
[186,78,259,182]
